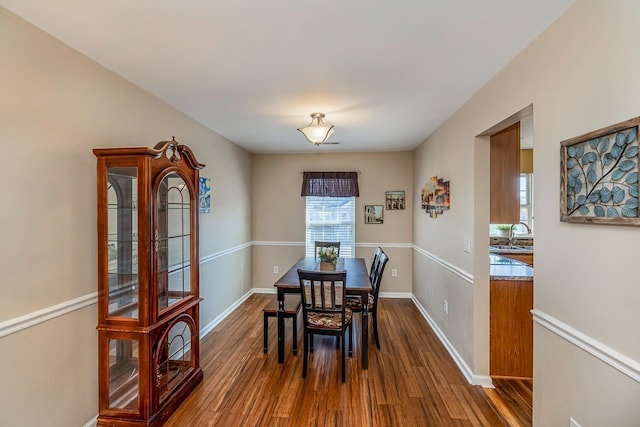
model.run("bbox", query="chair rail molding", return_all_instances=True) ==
[1,242,254,338]
[253,241,413,249]
[413,244,474,284]
[0,292,97,339]
[532,309,640,384]
[252,241,305,246]
[200,241,253,264]
[356,242,413,249]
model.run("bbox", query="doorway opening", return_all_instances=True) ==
[480,105,534,426]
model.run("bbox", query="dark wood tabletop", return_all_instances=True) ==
[274,257,373,369]
[273,257,372,292]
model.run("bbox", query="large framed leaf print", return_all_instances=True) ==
[560,116,640,225]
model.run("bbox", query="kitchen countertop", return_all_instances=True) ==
[490,254,534,281]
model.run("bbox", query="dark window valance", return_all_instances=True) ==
[301,171,359,197]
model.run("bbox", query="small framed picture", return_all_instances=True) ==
[199,177,211,214]
[385,190,405,210]
[365,205,384,224]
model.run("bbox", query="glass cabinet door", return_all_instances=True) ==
[156,172,192,312]
[156,319,195,403]
[107,337,140,412]
[107,167,139,319]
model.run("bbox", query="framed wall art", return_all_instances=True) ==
[385,190,405,210]
[421,176,450,218]
[560,116,640,225]
[364,205,384,224]
[199,177,211,213]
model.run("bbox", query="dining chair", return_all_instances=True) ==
[369,246,383,283]
[297,269,352,382]
[346,248,389,350]
[314,241,341,258]
[263,295,302,355]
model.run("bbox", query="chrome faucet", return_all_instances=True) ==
[509,222,532,247]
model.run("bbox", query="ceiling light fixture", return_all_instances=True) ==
[297,112,335,146]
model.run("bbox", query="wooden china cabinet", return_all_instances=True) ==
[94,139,204,426]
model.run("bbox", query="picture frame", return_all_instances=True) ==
[421,176,450,218]
[560,116,640,225]
[385,190,405,210]
[364,205,384,224]
[199,177,211,214]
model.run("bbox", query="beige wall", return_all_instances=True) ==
[414,1,640,425]
[0,7,251,426]
[5,1,640,425]
[252,152,413,294]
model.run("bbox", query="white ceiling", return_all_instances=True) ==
[1,0,573,153]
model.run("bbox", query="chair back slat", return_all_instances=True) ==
[372,251,389,297]
[369,246,383,283]
[298,269,346,315]
[297,268,351,382]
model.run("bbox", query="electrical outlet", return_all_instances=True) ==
[569,418,581,427]
[391,268,398,277]
[464,239,471,253]
[273,265,279,274]
[443,300,448,315]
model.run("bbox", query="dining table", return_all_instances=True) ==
[273,257,373,369]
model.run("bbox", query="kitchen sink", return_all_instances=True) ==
[489,245,533,253]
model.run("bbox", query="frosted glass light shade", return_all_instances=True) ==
[298,113,334,145]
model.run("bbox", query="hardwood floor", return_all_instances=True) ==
[165,294,509,426]
[485,378,533,427]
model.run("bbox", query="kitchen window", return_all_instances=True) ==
[519,173,533,231]
[489,173,533,234]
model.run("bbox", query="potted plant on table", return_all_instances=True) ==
[318,247,338,270]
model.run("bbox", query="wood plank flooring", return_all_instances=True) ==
[485,378,533,426]
[165,294,510,426]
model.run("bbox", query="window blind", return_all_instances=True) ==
[305,196,355,258]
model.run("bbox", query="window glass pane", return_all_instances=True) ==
[519,173,533,232]
[305,196,355,258]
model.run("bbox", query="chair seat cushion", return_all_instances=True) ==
[307,309,352,329]
[346,294,374,311]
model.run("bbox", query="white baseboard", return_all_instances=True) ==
[251,288,276,294]
[199,289,255,339]
[410,295,493,388]
[379,291,412,299]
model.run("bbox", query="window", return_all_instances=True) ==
[519,173,533,231]
[305,196,355,258]
[489,173,533,234]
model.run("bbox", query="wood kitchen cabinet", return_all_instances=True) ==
[490,278,533,379]
[490,122,520,224]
